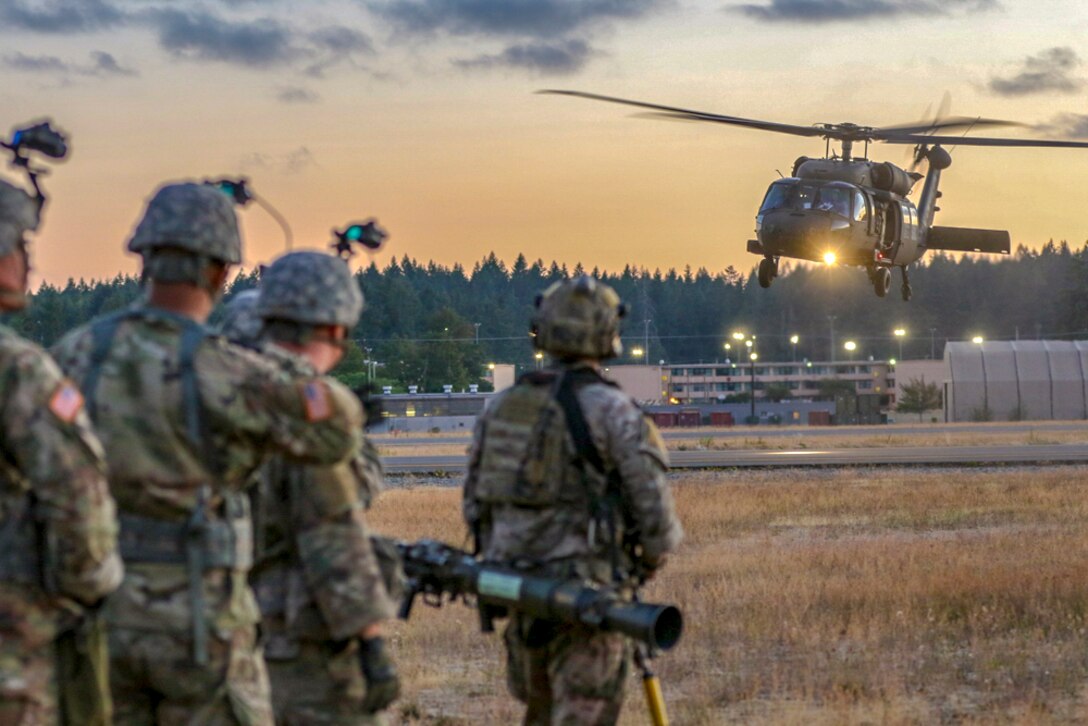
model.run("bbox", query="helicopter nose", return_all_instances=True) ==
[759,210,841,261]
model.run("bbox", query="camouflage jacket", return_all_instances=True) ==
[0,323,122,646]
[50,302,362,635]
[463,363,682,583]
[249,344,395,647]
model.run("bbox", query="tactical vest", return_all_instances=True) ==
[81,307,251,665]
[475,368,625,577]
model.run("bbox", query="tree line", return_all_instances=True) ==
[5,241,1087,392]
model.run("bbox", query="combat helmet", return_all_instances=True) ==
[0,180,39,257]
[217,289,263,348]
[531,275,626,360]
[127,182,242,264]
[257,250,363,329]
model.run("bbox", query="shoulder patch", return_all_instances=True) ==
[301,380,332,422]
[49,380,85,423]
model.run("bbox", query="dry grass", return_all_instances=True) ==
[369,467,1088,724]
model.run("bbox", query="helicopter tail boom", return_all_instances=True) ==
[926,226,1010,255]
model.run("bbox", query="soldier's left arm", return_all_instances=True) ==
[208,341,364,467]
[0,345,123,604]
[597,392,683,567]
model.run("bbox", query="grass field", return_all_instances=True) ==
[369,466,1088,724]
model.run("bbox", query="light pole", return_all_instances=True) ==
[473,322,480,344]
[749,352,758,421]
[631,346,644,360]
[534,351,544,370]
[844,340,857,360]
[930,327,937,359]
[789,334,799,362]
[893,328,906,361]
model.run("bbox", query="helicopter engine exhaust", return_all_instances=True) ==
[869,162,921,196]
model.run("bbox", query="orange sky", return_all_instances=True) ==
[3,0,1087,286]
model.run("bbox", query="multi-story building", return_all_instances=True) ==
[606,361,895,405]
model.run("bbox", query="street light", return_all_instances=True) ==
[749,351,759,421]
[534,351,544,369]
[732,331,746,342]
[844,340,857,360]
[893,327,906,361]
[631,346,644,359]
[972,335,984,345]
[789,334,799,362]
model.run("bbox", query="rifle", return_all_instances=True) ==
[394,538,682,652]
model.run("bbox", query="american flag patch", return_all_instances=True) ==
[49,380,85,423]
[302,380,332,422]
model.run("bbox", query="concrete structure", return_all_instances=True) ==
[603,364,666,404]
[945,341,1088,422]
[487,363,517,392]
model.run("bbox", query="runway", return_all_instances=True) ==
[383,443,1088,474]
[373,421,1088,447]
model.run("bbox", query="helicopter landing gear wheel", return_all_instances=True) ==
[873,267,891,298]
[900,267,912,301]
[758,257,777,288]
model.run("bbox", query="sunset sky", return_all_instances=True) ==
[3,0,1087,286]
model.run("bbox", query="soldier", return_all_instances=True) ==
[0,178,123,724]
[219,252,400,725]
[51,183,364,725]
[463,276,683,726]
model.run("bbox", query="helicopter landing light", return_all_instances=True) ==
[823,251,837,266]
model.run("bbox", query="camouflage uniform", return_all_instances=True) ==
[0,180,123,724]
[223,253,397,726]
[463,277,682,726]
[51,185,363,726]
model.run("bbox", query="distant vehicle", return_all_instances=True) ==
[542,90,1088,300]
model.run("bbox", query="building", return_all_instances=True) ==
[945,341,1088,422]
[607,361,895,405]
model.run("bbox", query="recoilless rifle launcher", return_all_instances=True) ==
[394,538,683,653]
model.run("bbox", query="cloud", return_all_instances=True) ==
[730,0,997,23]
[1035,113,1088,139]
[2,52,68,73]
[89,50,137,76]
[2,49,137,77]
[309,25,374,54]
[988,47,1084,97]
[371,0,666,39]
[239,146,316,174]
[0,0,124,33]
[148,8,297,67]
[276,86,320,103]
[454,39,594,75]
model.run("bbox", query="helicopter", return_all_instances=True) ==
[541,90,1088,300]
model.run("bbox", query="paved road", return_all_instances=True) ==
[374,421,1088,447]
[383,443,1088,474]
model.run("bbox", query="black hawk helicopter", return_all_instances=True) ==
[542,90,1088,300]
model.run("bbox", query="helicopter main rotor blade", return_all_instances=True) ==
[875,116,1024,135]
[539,89,826,139]
[879,133,1088,148]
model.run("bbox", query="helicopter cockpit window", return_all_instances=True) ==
[759,181,797,213]
[853,191,868,222]
[813,186,852,216]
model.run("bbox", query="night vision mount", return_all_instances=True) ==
[204,176,295,250]
[2,120,69,207]
[331,220,388,259]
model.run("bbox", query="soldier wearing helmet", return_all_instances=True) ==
[463,275,683,725]
[0,178,123,724]
[221,252,400,724]
[51,183,363,725]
